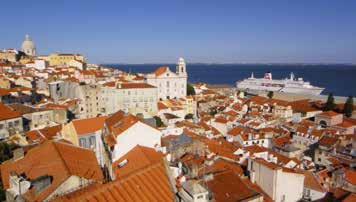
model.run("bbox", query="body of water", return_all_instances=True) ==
[106,64,356,97]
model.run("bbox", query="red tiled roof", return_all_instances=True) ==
[318,110,341,117]
[151,66,168,76]
[120,83,156,89]
[25,125,63,143]
[228,126,245,136]
[301,170,326,192]
[106,111,158,137]
[207,170,261,202]
[214,116,228,124]
[0,141,104,202]
[0,102,21,121]
[72,116,107,135]
[318,136,338,147]
[112,145,164,179]
[343,169,356,185]
[54,147,174,202]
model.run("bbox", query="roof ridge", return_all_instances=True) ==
[52,141,72,175]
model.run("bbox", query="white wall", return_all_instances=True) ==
[111,121,162,162]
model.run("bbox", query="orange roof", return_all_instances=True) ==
[151,66,168,76]
[0,141,104,202]
[301,170,326,192]
[228,126,245,136]
[158,102,169,110]
[343,169,356,185]
[54,147,174,202]
[207,170,261,202]
[72,116,107,135]
[120,82,156,89]
[214,116,228,124]
[342,193,356,202]
[0,102,21,121]
[112,145,164,179]
[184,129,241,161]
[65,77,79,83]
[318,110,340,117]
[106,111,158,137]
[25,125,63,143]
[335,121,354,128]
[199,159,244,176]
[246,145,299,166]
[103,81,115,87]
[43,103,68,109]
[319,135,338,147]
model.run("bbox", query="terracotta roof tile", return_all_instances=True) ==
[72,116,107,135]
[112,145,164,179]
[207,170,261,202]
[0,102,21,121]
[54,147,174,202]
[318,110,341,117]
[0,141,104,202]
[151,66,168,76]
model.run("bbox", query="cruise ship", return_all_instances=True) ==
[236,72,324,95]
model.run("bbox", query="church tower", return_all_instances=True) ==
[21,34,36,56]
[176,57,187,76]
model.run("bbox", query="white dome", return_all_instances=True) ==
[21,34,36,55]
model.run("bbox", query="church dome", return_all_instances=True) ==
[21,34,36,56]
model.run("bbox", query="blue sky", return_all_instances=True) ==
[1,0,356,64]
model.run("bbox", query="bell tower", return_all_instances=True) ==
[176,57,186,76]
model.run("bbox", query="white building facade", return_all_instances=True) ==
[146,57,187,100]
[101,82,158,117]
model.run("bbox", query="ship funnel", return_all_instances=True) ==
[290,72,295,81]
[264,72,272,80]
[251,72,254,79]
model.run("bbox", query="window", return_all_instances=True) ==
[89,136,96,148]
[305,189,310,197]
[281,195,286,202]
[197,195,204,199]
[14,120,20,126]
[0,124,3,130]
[79,138,87,148]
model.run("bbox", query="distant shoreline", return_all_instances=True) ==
[102,63,356,66]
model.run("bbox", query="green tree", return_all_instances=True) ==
[267,91,274,99]
[209,108,217,117]
[343,96,354,117]
[325,93,335,111]
[187,83,196,96]
[184,113,194,119]
[0,142,19,163]
[153,116,164,127]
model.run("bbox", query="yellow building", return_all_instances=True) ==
[19,56,34,64]
[47,53,85,66]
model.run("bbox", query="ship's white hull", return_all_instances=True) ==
[236,78,324,95]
